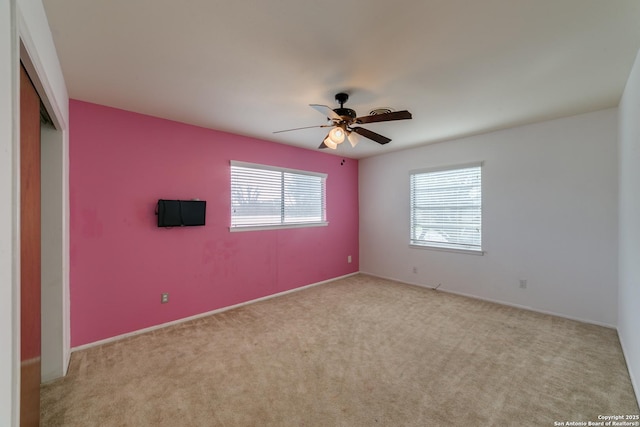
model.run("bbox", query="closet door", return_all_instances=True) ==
[20,63,41,427]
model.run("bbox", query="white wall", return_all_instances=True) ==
[618,48,640,406]
[0,0,19,424]
[360,108,619,327]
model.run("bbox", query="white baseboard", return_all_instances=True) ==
[71,272,359,353]
[359,271,616,329]
[63,347,70,375]
[618,332,640,408]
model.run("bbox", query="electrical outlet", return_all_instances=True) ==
[161,292,169,303]
[519,279,527,289]
[413,267,418,274]
[348,255,352,264]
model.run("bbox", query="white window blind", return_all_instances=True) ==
[410,164,482,253]
[230,161,327,230]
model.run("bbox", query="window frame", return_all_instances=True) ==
[229,160,328,232]
[409,162,483,255]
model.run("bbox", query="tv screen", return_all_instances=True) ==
[157,199,206,227]
[180,200,206,226]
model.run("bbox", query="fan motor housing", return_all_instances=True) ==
[334,108,357,121]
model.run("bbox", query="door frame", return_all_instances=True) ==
[2,2,71,426]
[19,17,71,379]
[20,45,70,384]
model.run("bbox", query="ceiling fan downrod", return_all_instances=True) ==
[335,92,349,108]
[334,92,356,121]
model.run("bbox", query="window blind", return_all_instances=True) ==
[410,164,482,252]
[230,161,327,230]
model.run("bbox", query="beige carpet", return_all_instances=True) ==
[41,274,639,426]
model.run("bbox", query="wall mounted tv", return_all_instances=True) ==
[156,199,206,227]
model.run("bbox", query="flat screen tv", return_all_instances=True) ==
[157,199,206,227]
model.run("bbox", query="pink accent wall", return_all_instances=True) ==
[69,100,359,347]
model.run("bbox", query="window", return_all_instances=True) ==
[230,161,327,231]
[410,163,482,253]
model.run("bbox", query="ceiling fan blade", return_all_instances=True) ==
[355,110,412,124]
[318,140,328,149]
[351,127,391,145]
[310,104,341,121]
[273,124,332,134]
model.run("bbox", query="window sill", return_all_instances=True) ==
[229,222,329,232]
[409,243,484,256]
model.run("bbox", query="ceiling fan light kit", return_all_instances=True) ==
[347,131,359,148]
[328,126,345,144]
[274,92,412,150]
[322,136,338,149]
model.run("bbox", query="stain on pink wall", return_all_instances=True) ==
[70,100,359,347]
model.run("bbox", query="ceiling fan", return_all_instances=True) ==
[274,92,412,150]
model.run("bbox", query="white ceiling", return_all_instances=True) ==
[43,0,640,159]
